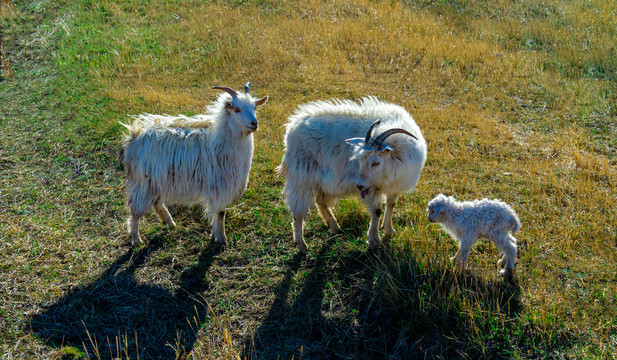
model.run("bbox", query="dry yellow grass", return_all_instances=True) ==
[0,0,13,78]
[1,0,616,358]
[98,0,616,355]
[0,0,12,17]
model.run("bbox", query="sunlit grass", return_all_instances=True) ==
[1,0,616,358]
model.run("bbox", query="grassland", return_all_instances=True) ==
[1,0,616,358]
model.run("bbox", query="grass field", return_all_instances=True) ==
[1,0,616,358]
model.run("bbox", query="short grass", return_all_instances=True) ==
[1,0,616,359]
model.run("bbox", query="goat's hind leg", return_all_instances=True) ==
[292,215,307,253]
[126,189,152,246]
[316,191,341,235]
[211,210,227,244]
[154,202,176,227]
[127,214,143,245]
[289,193,311,253]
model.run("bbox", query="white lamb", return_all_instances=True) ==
[121,83,268,245]
[427,194,521,276]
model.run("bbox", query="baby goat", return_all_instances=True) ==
[427,194,521,276]
[121,83,268,245]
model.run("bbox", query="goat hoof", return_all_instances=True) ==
[329,227,343,235]
[383,228,396,238]
[367,239,380,250]
[297,242,308,253]
[500,268,515,277]
[131,236,143,246]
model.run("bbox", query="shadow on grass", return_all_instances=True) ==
[241,237,374,359]
[242,237,524,360]
[364,251,525,359]
[29,234,223,359]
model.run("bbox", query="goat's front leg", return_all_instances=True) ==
[454,235,475,269]
[211,210,227,244]
[499,234,517,276]
[365,195,383,249]
[382,193,400,239]
[368,207,382,249]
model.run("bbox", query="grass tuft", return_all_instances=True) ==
[0,0,13,79]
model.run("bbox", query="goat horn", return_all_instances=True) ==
[370,128,418,150]
[212,86,238,99]
[244,82,251,94]
[364,119,381,144]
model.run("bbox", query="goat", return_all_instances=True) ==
[427,194,521,276]
[278,97,427,252]
[121,83,268,245]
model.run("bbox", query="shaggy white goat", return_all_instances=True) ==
[427,194,521,276]
[278,97,427,252]
[121,83,268,245]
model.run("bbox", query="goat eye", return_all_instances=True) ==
[234,108,241,113]
[371,162,380,168]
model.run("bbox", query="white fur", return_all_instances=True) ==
[427,194,521,276]
[278,97,427,252]
[121,87,268,245]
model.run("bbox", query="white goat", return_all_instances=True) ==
[121,83,268,245]
[278,97,427,252]
[427,194,521,276]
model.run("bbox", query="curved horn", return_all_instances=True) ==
[370,128,418,150]
[244,82,251,94]
[364,119,381,144]
[212,86,238,99]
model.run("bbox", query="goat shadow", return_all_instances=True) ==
[29,235,223,359]
[241,234,523,360]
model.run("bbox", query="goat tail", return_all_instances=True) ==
[120,120,143,142]
[276,159,287,177]
[510,213,521,234]
[117,120,143,165]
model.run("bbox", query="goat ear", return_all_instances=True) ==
[255,96,268,106]
[345,137,365,148]
[225,101,234,115]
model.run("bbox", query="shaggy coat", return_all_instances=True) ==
[278,97,427,252]
[427,194,521,276]
[122,86,267,245]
